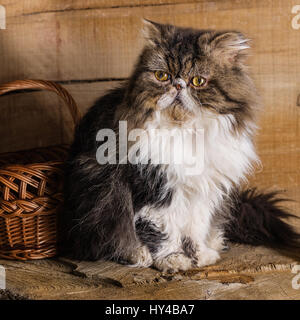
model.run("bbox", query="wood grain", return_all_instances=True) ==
[2,0,198,17]
[1,244,299,300]
[1,0,290,81]
[0,0,299,211]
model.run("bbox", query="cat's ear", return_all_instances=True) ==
[142,19,163,46]
[207,31,250,64]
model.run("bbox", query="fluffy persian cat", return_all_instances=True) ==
[60,20,299,272]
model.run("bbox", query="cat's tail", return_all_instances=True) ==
[224,188,300,251]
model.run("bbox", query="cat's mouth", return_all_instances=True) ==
[174,95,181,102]
[172,95,183,108]
[173,93,191,110]
[157,89,195,112]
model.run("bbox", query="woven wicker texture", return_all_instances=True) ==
[0,80,80,260]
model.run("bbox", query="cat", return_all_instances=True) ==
[59,20,300,272]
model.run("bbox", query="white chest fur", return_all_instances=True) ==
[133,110,258,259]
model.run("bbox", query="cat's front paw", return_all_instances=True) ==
[153,253,192,273]
[194,247,220,268]
[128,245,153,268]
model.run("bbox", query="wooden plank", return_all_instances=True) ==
[0,0,298,81]
[60,244,300,287]
[2,0,199,17]
[59,258,161,287]
[0,258,107,300]
[1,244,299,299]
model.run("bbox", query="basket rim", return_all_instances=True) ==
[0,160,65,170]
[0,79,81,126]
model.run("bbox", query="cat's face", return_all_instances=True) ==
[126,20,259,129]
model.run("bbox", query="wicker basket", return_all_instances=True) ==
[0,80,81,260]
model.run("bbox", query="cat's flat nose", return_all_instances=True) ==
[174,78,186,91]
[176,83,182,91]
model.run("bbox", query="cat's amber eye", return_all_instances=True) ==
[154,71,170,82]
[191,76,207,87]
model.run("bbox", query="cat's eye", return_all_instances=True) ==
[154,71,170,82]
[191,76,207,87]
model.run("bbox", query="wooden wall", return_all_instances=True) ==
[0,0,299,213]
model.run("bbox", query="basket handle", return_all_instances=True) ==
[0,79,81,126]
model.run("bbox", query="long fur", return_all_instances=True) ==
[224,188,300,249]
[60,21,300,272]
